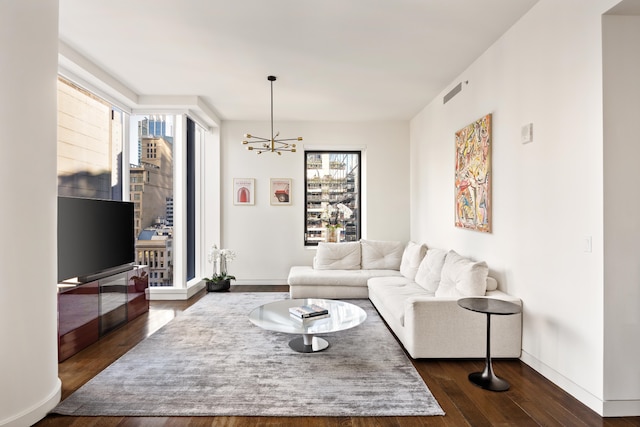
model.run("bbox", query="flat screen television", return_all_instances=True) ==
[58,196,135,282]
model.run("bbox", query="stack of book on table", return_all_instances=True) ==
[289,304,330,321]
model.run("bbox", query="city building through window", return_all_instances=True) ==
[130,114,175,286]
[57,77,123,200]
[304,151,361,246]
[57,77,213,289]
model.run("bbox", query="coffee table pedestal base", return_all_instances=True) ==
[289,334,329,353]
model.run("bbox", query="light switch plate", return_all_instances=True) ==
[521,123,533,144]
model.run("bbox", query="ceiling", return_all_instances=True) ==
[58,0,539,123]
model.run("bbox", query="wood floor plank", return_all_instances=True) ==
[35,286,640,427]
[411,362,469,427]
[447,360,538,427]
[500,361,592,426]
[435,364,493,426]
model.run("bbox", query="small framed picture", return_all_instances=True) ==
[233,178,255,205]
[270,178,292,205]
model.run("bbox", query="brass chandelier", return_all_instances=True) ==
[242,75,302,155]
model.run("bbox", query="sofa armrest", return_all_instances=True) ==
[401,293,522,358]
[405,291,521,315]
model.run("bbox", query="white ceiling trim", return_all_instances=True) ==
[58,41,220,128]
[58,0,541,123]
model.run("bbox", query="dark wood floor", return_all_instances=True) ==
[37,285,640,427]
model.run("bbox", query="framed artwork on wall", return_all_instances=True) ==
[270,178,292,205]
[233,178,255,205]
[454,114,492,233]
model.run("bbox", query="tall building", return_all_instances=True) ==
[135,226,172,287]
[135,115,173,165]
[165,196,174,227]
[130,136,173,237]
[129,135,174,286]
[305,153,360,244]
[57,77,122,199]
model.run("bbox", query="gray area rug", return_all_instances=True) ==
[53,292,444,417]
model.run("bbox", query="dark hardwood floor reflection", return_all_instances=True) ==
[37,285,640,427]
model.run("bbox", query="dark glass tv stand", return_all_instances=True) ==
[98,271,128,335]
[57,265,149,362]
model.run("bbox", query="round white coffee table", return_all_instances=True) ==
[249,298,367,353]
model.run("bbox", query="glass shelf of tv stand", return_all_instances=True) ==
[98,272,128,335]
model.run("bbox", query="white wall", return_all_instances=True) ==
[202,126,222,279]
[220,121,409,284]
[410,0,628,416]
[603,14,640,413]
[0,0,61,425]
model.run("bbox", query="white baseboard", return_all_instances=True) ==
[520,350,604,415]
[520,350,640,417]
[602,399,640,417]
[146,280,287,300]
[147,282,205,300]
[233,279,288,286]
[1,379,61,427]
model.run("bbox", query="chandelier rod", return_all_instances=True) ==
[242,75,301,154]
[270,75,275,149]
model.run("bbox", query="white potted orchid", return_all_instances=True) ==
[205,245,237,292]
[321,207,342,243]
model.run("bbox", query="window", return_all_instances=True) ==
[129,114,174,286]
[186,118,196,281]
[304,151,361,246]
[58,78,209,289]
[57,77,123,200]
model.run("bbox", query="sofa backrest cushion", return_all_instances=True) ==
[315,242,362,270]
[414,248,447,292]
[435,250,488,297]
[400,241,427,280]
[360,239,404,270]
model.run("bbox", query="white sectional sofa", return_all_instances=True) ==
[287,240,522,359]
[288,240,405,299]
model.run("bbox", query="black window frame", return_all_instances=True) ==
[186,117,196,281]
[304,150,361,246]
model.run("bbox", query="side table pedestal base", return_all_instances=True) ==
[469,371,510,391]
[457,298,522,393]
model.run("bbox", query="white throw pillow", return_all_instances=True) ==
[486,276,498,291]
[360,239,404,270]
[435,250,489,297]
[399,241,427,280]
[414,248,447,292]
[314,242,362,270]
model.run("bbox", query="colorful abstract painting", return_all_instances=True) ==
[455,114,491,233]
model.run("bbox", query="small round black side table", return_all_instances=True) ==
[457,297,522,392]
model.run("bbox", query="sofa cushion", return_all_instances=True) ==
[360,239,404,270]
[289,266,402,287]
[414,248,447,293]
[368,277,429,326]
[435,250,488,297]
[486,276,498,291]
[399,241,427,280]
[315,242,361,270]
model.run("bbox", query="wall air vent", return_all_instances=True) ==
[443,82,463,104]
